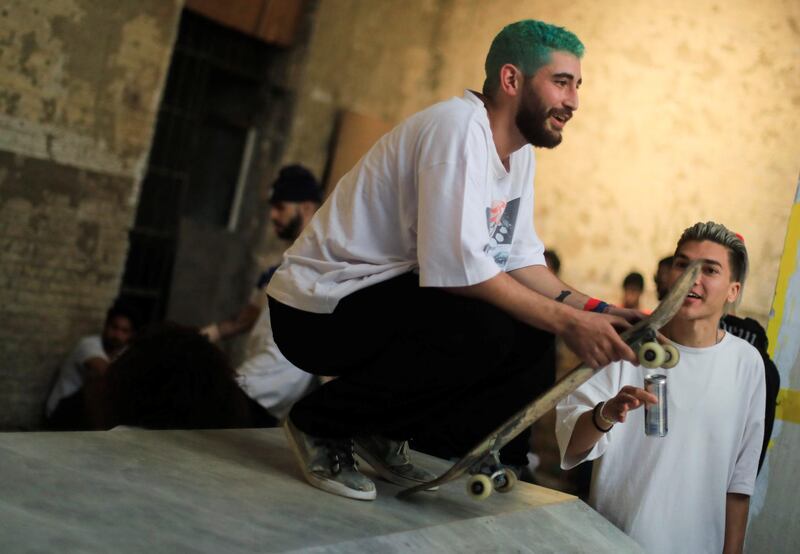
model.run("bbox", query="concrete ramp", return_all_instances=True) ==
[0,428,642,553]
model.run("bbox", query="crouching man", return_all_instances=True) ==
[556,221,765,554]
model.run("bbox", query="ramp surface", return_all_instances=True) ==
[0,428,642,553]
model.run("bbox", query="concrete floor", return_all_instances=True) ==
[0,428,642,553]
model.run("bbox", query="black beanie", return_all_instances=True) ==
[268,165,321,204]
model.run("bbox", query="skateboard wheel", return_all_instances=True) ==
[638,342,665,369]
[495,470,517,494]
[466,474,493,500]
[661,344,679,369]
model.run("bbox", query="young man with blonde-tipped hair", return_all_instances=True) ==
[556,221,765,554]
[267,19,643,501]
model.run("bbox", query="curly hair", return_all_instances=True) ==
[483,19,585,96]
[107,323,250,429]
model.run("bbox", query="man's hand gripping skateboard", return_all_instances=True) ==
[398,260,701,500]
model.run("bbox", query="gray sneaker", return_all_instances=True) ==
[355,436,438,490]
[284,418,376,501]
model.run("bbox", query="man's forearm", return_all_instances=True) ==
[723,493,749,554]
[445,271,574,335]
[508,265,594,311]
[218,304,261,339]
[566,409,608,459]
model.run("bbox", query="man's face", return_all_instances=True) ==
[516,51,581,148]
[669,240,741,322]
[270,201,304,241]
[102,315,134,356]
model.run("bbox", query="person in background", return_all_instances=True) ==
[543,249,561,276]
[654,255,674,301]
[621,271,644,310]
[200,165,322,343]
[45,300,141,430]
[235,167,324,427]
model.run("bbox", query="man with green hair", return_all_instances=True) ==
[267,19,640,500]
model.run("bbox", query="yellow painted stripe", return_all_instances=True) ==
[768,439,775,451]
[767,200,800,360]
[776,388,800,424]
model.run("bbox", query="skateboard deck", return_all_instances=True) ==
[398,260,702,500]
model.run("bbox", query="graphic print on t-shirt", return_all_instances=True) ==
[485,198,519,269]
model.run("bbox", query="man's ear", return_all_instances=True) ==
[498,64,523,97]
[726,281,741,304]
[299,201,318,220]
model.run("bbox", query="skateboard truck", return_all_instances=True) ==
[636,328,680,369]
[465,451,518,500]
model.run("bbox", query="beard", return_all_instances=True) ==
[515,85,565,149]
[275,212,304,241]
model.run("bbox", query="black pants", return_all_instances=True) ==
[269,272,555,466]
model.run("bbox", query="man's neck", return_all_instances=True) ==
[473,91,526,169]
[662,316,723,348]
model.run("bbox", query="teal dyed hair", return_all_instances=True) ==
[483,20,585,96]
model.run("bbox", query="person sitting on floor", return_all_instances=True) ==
[45,300,141,430]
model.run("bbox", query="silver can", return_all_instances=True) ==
[644,373,668,437]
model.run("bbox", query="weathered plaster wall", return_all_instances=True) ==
[283,0,800,321]
[0,0,181,428]
[747,180,800,552]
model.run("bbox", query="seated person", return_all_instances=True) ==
[556,221,765,554]
[45,300,140,430]
[106,323,251,430]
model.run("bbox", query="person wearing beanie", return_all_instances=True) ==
[200,165,324,427]
[200,165,322,343]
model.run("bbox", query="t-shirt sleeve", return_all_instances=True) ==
[728,355,767,495]
[505,154,546,272]
[555,363,620,470]
[416,122,501,287]
[76,336,107,364]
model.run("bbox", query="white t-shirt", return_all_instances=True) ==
[45,335,107,416]
[555,333,766,554]
[267,90,546,314]
[236,304,316,420]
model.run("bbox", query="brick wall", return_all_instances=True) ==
[0,0,181,429]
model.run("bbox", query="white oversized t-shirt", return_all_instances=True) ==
[267,91,546,313]
[45,335,107,416]
[555,334,766,554]
[236,304,316,420]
